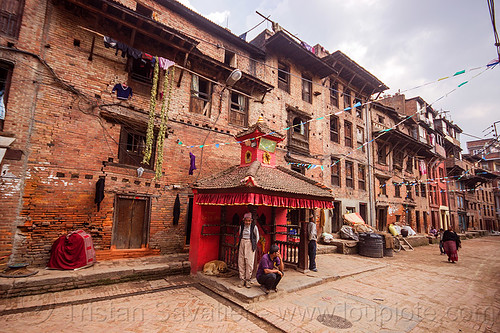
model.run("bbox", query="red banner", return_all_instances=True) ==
[196,192,333,209]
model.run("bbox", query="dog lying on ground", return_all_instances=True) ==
[203,260,228,275]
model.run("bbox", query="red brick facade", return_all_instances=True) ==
[1,0,496,267]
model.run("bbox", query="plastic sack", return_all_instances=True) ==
[388,224,399,236]
[322,232,334,243]
[340,225,359,241]
[402,225,416,236]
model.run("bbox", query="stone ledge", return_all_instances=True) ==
[0,259,190,299]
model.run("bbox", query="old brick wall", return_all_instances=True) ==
[0,0,51,260]
[0,0,267,265]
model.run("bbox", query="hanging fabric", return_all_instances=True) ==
[154,65,176,180]
[112,83,133,100]
[143,56,160,165]
[189,152,197,175]
[94,178,105,211]
[158,57,175,70]
[173,194,180,225]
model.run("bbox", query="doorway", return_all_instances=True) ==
[112,195,150,249]
[359,203,367,223]
[332,201,341,232]
[376,207,387,231]
[185,196,193,246]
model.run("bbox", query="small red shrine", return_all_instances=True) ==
[189,118,334,273]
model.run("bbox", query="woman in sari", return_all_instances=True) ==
[442,226,461,263]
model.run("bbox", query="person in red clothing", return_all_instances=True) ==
[442,226,461,263]
[256,244,284,294]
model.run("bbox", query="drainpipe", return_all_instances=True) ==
[365,103,376,227]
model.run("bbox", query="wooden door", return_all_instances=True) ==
[377,207,387,231]
[332,201,341,232]
[113,196,149,249]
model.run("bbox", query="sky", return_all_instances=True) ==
[177,0,499,151]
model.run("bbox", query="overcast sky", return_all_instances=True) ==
[178,0,499,151]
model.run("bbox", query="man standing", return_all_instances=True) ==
[238,212,259,288]
[308,216,318,272]
[256,244,284,294]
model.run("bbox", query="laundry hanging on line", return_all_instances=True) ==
[112,83,133,100]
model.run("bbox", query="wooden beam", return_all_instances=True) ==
[63,0,197,54]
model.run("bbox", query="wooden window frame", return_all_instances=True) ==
[343,88,351,111]
[358,165,366,190]
[278,61,290,93]
[301,74,312,103]
[344,120,353,148]
[406,185,413,200]
[330,115,339,143]
[379,179,387,196]
[0,0,25,39]
[355,97,362,118]
[331,159,341,187]
[345,161,354,189]
[394,183,401,197]
[0,61,14,131]
[377,144,387,165]
[118,126,155,169]
[229,91,248,127]
[356,126,364,151]
[190,74,212,116]
[330,81,338,107]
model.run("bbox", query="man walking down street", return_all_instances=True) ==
[308,217,318,272]
[238,212,259,288]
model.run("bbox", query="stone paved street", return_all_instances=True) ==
[243,236,500,333]
[0,236,498,332]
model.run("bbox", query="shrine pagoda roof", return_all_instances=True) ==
[195,160,333,200]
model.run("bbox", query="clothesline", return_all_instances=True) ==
[77,25,256,100]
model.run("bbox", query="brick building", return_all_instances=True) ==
[0,0,277,265]
[3,0,493,269]
[0,0,389,266]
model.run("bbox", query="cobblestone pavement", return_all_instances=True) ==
[243,236,500,333]
[0,236,498,332]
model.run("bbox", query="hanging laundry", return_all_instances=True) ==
[127,46,142,60]
[173,194,180,225]
[0,90,5,120]
[419,160,427,175]
[319,209,326,229]
[103,36,117,49]
[300,41,315,53]
[112,83,133,100]
[94,178,105,211]
[189,152,197,175]
[158,57,175,70]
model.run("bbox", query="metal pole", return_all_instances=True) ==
[365,103,376,227]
